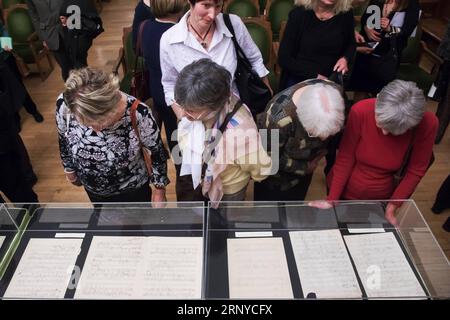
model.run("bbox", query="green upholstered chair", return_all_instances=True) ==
[1,0,25,9]
[265,0,294,41]
[224,0,260,18]
[396,23,443,94]
[5,4,53,80]
[243,17,278,92]
[352,0,369,32]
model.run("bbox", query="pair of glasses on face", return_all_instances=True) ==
[183,109,208,121]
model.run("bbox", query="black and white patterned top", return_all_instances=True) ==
[56,93,169,196]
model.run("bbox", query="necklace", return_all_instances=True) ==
[189,19,213,49]
[316,9,334,21]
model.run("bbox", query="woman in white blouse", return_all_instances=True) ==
[160,0,271,119]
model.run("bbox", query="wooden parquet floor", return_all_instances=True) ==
[7,0,450,261]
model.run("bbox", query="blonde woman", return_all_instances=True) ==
[56,67,169,203]
[278,0,356,90]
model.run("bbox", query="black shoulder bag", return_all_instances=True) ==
[222,14,272,119]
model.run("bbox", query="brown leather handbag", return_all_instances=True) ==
[130,20,150,101]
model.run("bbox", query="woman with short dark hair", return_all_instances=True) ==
[174,59,271,205]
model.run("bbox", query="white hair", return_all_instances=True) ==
[375,80,426,135]
[295,0,353,14]
[295,83,345,139]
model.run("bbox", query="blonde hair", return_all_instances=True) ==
[295,0,353,14]
[63,67,121,125]
[150,0,186,18]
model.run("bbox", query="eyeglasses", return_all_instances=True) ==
[184,109,208,121]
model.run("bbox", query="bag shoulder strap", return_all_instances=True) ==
[222,14,251,67]
[203,100,243,168]
[134,19,148,70]
[219,100,243,134]
[130,98,143,145]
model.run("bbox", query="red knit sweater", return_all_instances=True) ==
[327,98,438,203]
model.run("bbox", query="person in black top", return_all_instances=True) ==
[0,60,39,203]
[132,0,155,52]
[142,0,184,201]
[278,0,356,91]
[59,0,101,76]
[1,21,44,124]
[27,0,99,81]
[350,0,420,94]
[141,0,184,154]
[434,22,450,144]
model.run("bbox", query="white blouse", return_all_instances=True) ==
[160,12,269,107]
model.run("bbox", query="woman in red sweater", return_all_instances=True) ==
[314,80,437,225]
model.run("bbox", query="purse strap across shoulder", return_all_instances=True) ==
[222,14,252,68]
[130,98,141,143]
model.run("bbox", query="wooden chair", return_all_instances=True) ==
[223,0,260,18]
[396,22,444,94]
[264,0,294,41]
[272,20,286,76]
[4,4,53,80]
[243,17,279,91]
[113,27,134,94]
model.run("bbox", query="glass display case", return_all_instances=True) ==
[0,202,205,299]
[0,200,448,300]
[0,204,28,280]
[205,200,450,299]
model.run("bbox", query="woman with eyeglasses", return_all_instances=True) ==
[174,59,271,204]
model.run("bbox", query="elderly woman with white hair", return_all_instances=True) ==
[254,79,346,201]
[324,80,438,224]
[278,0,356,91]
[56,67,169,203]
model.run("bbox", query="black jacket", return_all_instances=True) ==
[360,0,420,56]
[0,61,25,153]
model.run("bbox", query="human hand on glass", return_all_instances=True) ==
[385,202,399,227]
[152,188,167,208]
[308,200,333,210]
